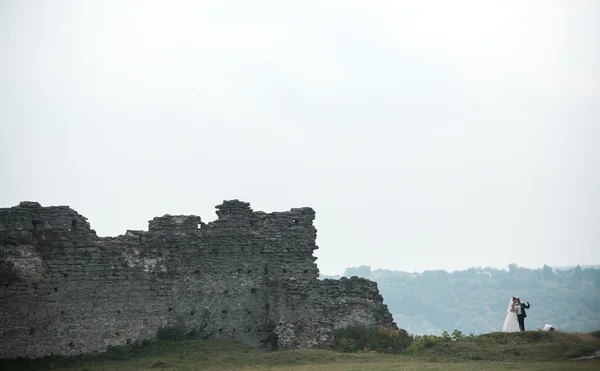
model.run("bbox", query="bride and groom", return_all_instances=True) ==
[502,296,530,332]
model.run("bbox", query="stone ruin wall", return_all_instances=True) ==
[0,200,397,359]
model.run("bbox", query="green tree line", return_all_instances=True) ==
[321,264,600,335]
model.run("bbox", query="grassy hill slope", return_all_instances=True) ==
[1,331,598,371]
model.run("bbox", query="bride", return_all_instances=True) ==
[502,297,521,332]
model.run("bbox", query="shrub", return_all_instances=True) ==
[406,329,466,353]
[406,334,447,352]
[333,326,413,354]
[451,329,463,341]
[156,326,188,341]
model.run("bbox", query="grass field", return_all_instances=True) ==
[1,331,599,371]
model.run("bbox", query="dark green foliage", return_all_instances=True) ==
[156,326,189,341]
[333,326,413,353]
[407,329,467,352]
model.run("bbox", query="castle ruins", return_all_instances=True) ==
[0,200,397,358]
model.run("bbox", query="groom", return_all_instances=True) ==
[516,298,530,331]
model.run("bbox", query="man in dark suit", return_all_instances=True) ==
[516,298,530,331]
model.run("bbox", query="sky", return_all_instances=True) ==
[1,0,598,275]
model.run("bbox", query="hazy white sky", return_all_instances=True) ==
[1,0,598,275]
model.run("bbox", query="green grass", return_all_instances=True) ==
[1,331,599,371]
[409,331,600,362]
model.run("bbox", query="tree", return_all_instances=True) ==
[574,265,582,280]
[344,265,372,278]
[543,264,553,280]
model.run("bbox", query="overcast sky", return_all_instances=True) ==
[1,0,598,275]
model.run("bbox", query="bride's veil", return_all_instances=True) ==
[507,297,514,312]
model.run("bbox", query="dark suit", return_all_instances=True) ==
[517,302,530,331]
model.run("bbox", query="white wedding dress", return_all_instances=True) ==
[502,298,521,332]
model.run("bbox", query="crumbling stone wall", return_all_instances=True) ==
[0,200,397,359]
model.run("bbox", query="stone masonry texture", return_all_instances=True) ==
[0,200,398,358]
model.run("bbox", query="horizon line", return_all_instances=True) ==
[320,263,600,276]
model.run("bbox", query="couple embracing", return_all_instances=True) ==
[502,296,530,332]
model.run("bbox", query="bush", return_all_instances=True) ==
[333,326,413,354]
[451,329,463,341]
[407,334,447,352]
[406,329,464,353]
[156,326,189,341]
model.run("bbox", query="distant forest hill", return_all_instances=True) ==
[320,264,600,336]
